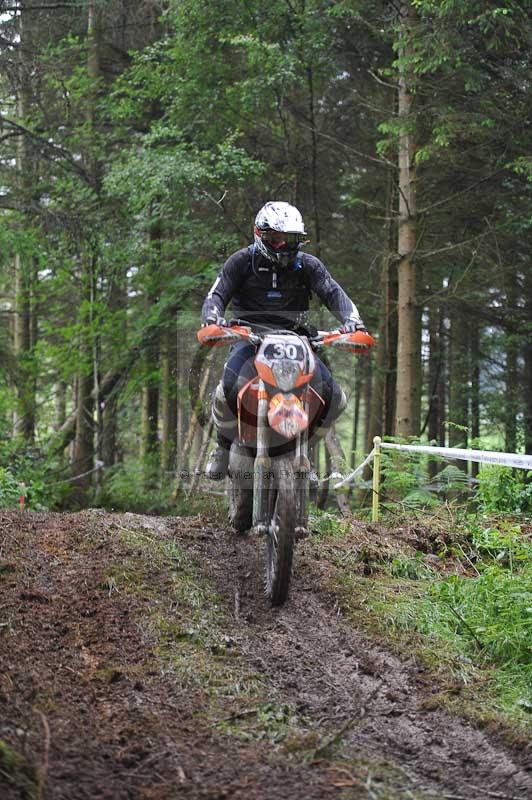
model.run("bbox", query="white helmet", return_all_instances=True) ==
[254,201,307,267]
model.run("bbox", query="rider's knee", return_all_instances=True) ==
[332,385,347,417]
[316,385,346,435]
[212,381,236,428]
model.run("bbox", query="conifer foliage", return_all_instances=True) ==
[0,1,530,507]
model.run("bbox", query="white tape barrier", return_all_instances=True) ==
[334,442,532,490]
[333,448,375,490]
[379,442,532,471]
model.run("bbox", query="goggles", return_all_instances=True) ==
[258,229,307,249]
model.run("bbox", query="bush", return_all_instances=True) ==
[101,459,173,513]
[476,466,532,514]
[0,446,68,510]
[0,467,22,508]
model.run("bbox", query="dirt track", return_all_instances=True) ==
[0,510,530,799]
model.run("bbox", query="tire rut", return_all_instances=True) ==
[191,522,532,800]
[0,510,530,800]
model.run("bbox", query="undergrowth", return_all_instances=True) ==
[0,442,68,510]
[100,459,225,519]
[310,502,532,729]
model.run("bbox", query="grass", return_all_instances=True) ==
[0,739,38,800]
[104,519,266,710]
[305,507,532,731]
[100,512,447,792]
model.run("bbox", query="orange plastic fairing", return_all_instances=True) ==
[237,378,259,442]
[197,324,251,347]
[256,361,275,385]
[255,360,313,388]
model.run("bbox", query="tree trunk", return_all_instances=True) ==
[102,392,118,468]
[13,254,34,441]
[160,330,177,474]
[176,337,185,472]
[172,362,212,498]
[504,267,519,453]
[366,258,393,446]
[395,1,420,438]
[72,369,94,496]
[524,270,532,456]
[306,65,321,260]
[325,427,350,515]
[363,356,373,453]
[448,307,469,469]
[55,381,67,432]
[101,273,126,469]
[384,258,398,436]
[188,420,214,496]
[140,217,162,479]
[70,0,102,497]
[470,318,480,478]
[524,343,532,456]
[13,2,37,443]
[427,304,442,478]
[505,340,518,454]
[368,168,396,443]
[141,382,159,464]
[350,369,360,469]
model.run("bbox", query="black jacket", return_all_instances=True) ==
[201,246,361,330]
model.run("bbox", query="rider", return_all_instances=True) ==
[201,201,367,479]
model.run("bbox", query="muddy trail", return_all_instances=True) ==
[0,510,530,800]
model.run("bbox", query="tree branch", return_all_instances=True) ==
[0,114,91,183]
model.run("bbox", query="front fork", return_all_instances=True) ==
[294,394,310,537]
[252,382,310,537]
[252,380,273,534]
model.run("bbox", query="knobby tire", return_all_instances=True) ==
[265,458,295,606]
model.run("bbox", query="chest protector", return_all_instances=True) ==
[231,245,312,328]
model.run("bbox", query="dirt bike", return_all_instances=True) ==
[197,322,375,606]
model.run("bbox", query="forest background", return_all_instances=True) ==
[0,0,531,512]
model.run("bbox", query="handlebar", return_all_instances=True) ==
[197,323,375,353]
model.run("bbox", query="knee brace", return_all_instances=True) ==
[212,381,237,437]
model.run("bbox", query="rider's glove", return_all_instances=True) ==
[340,317,366,334]
[202,313,227,328]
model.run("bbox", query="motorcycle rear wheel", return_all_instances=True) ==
[265,457,296,606]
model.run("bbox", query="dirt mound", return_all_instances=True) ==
[0,510,530,799]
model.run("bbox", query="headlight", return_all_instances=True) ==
[271,359,301,391]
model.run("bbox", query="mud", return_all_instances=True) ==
[0,509,530,799]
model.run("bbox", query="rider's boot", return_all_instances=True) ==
[205,437,231,481]
[205,382,236,481]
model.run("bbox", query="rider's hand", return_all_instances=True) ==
[202,314,227,328]
[340,318,367,334]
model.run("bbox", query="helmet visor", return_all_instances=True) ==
[258,229,307,249]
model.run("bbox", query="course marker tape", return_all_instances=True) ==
[378,442,532,471]
[334,438,532,521]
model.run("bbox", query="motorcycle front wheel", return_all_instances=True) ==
[265,457,296,606]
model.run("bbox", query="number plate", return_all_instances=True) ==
[263,342,304,361]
